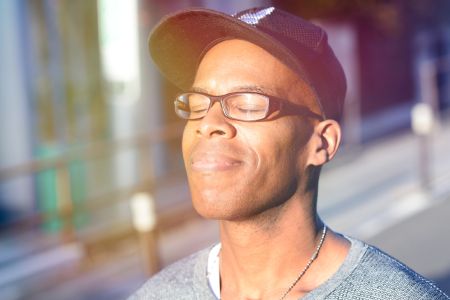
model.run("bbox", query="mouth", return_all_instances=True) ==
[190,154,243,172]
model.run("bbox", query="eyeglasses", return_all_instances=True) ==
[174,91,323,122]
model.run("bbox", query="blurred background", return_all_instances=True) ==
[1,0,450,299]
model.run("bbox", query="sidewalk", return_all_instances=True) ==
[319,115,450,239]
[368,194,450,295]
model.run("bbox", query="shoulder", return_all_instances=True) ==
[336,240,448,299]
[128,247,214,300]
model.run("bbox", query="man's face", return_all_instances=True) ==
[182,39,319,221]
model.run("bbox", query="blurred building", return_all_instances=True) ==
[274,0,450,141]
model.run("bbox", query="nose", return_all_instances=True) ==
[196,102,237,138]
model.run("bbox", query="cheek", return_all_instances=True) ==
[181,122,196,161]
[238,121,299,173]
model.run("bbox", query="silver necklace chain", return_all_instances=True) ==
[278,225,327,300]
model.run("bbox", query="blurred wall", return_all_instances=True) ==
[0,1,34,216]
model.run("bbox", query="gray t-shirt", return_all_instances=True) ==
[129,237,449,299]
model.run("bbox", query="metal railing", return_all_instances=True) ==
[0,121,196,279]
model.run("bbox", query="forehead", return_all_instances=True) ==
[195,40,297,88]
[193,39,316,103]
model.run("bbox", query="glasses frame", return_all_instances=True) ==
[174,91,324,122]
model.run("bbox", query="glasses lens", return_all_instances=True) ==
[175,93,210,119]
[224,93,269,121]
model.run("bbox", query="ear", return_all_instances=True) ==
[306,119,342,166]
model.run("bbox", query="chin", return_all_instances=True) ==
[187,175,298,221]
[190,189,280,222]
[191,190,229,219]
[190,189,247,221]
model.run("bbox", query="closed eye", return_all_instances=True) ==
[237,105,266,112]
[190,105,208,113]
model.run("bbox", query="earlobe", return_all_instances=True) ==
[307,120,342,166]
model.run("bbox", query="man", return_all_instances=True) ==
[130,7,449,300]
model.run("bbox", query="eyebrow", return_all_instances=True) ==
[189,85,275,95]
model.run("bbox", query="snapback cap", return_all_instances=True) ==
[149,7,346,121]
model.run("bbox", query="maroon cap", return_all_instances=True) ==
[149,7,346,121]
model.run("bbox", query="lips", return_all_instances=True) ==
[190,153,243,172]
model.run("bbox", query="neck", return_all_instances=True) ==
[218,194,323,299]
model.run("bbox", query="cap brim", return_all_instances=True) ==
[148,8,310,91]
